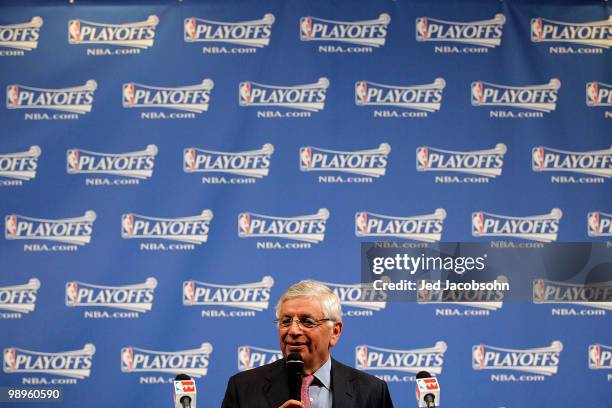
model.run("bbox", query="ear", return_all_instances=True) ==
[329,321,343,348]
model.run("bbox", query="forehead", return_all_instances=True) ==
[279,297,323,317]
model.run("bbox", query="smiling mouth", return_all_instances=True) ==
[286,344,307,349]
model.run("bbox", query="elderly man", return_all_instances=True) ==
[221,280,394,408]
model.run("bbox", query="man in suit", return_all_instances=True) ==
[221,280,394,408]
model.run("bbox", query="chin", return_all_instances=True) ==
[285,346,309,355]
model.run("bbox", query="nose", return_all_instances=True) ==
[287,319,304,336]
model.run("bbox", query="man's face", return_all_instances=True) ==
[278,297,342,373]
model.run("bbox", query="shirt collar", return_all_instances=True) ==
[312,357,332,390]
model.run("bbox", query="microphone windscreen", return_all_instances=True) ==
[175,373,191,381]
[416,371,431,379]
[286,352,303,363]
[286,352,303,401]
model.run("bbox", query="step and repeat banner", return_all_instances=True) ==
[0,0,610,406]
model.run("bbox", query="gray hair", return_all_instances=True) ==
[275,280,342,323]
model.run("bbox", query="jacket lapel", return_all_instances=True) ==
[331,358,355,408]
[264,360,290,408]
[263,358,355,408]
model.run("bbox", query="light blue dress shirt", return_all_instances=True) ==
[308,357,332,408]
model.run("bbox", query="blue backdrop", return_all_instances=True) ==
[0,0,610,407]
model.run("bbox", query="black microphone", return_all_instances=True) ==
[286,352,303,401]
[415,371,439,408]
[174,374,196,408]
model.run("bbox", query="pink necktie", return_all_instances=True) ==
[301,374,314,408]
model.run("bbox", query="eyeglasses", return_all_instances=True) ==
[274,317,333,329]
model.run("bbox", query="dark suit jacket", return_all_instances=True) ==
[221,357,394,408]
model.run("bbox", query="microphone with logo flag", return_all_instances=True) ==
[415,371,440,408]
[173,374,197,408]
[286,352,304,401]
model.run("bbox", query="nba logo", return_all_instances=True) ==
[238,346,251,370]
[355,346,368,368]
[472,345,486,368]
